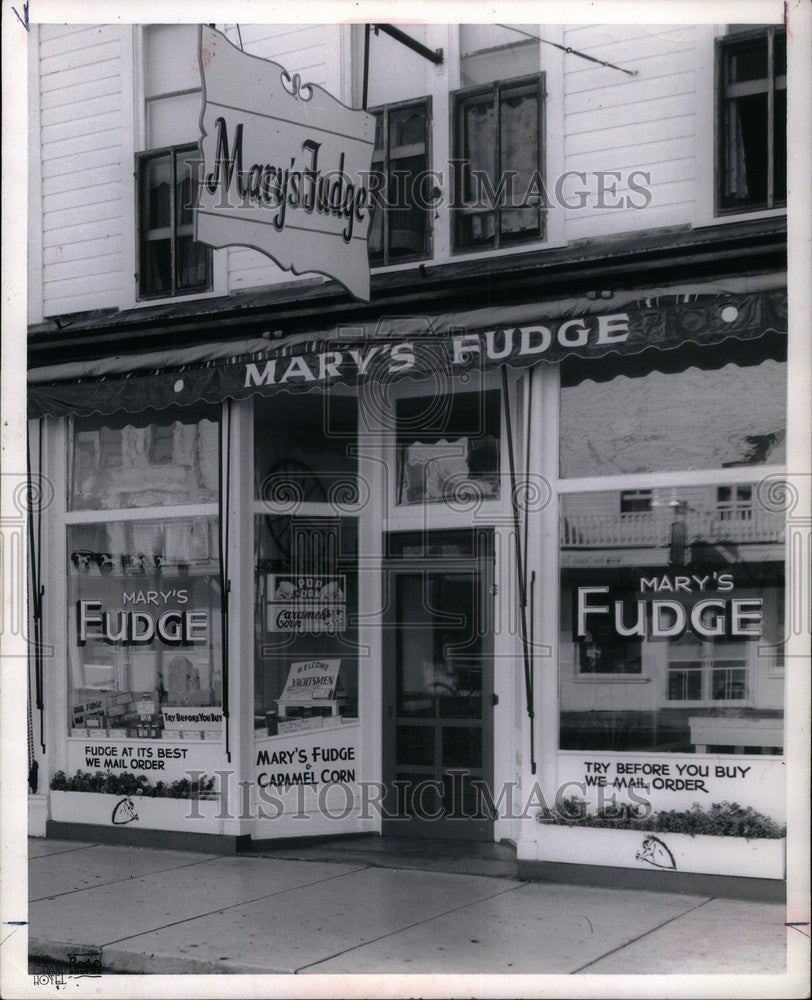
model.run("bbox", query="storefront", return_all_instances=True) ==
[27,274,789,893]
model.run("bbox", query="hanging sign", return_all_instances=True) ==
[196,26,376,301]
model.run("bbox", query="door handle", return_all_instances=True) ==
[488,693,499,706]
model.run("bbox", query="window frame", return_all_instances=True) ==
[715,25,787,217]
[63,407,223,744]
[547,348,787,758]
[135,142,212,301]
[367,96,433,268]
[664,642,753,709]
[451,72,546,254]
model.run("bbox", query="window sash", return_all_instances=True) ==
[368,97,431,267]
[136,144,211,299]
[453,74,545,252]
[716,26,787,213]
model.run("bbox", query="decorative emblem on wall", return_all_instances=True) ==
[635,834,676,870]
[111,797,139,825]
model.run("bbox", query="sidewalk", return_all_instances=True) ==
[28,837,788,976]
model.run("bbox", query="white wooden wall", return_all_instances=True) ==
[38,24,127,319]
[562,24,698,241]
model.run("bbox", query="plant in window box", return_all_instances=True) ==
[49,769,222,832]
[535,798,786,879]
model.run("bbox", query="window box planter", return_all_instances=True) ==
[535,823,785,880]
[49,790,223,835]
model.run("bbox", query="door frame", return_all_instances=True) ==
[381,528,495,840]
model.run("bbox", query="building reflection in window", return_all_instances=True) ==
[558,484,784,755]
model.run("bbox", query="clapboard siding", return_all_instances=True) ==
[566,137,695,174]
[564,67,695,115]
[43,197,122,232]
[41,110,122,145]
[40,55,121,94]
[41,91,121,127]
[43,162,121,197]
[40,24,111,58]
[43,235,123,265]
[45,253,124,282]
[566,92,695,136]
[227,24,331,291]
[40,39,121,77]
[561,24,696,240]
[42,217,124,249]
[40,24,125,317]
[565,114,694,156]
[235,23,319,45]
[42,144,121,178]
[564,47,696,96]
[41,74,121,111]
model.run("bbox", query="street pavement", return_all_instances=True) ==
[28,837,789,976]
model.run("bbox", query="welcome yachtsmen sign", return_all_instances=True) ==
[196,26,376,301]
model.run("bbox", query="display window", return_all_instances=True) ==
[67,517,223,739]
[558,484,784,755]
[65,404,222,741]
[254,515,359,735]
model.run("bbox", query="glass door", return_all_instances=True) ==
[382,530,494,840]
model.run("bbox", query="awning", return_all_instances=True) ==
[28,284,787,418]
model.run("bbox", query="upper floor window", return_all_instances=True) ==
[368,100,432,266]
[716,484,754,520]
[620,489,653,513]
[452,75,545,251]
[138,25,211,299]
[137,146,211,299]
[717,26,787,213]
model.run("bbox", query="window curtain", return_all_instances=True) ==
[500,92,538,234]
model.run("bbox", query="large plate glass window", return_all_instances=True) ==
[69,405,218,511]
[68,517,222,739]
[66,405,222,741]
[558,485,784,755]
